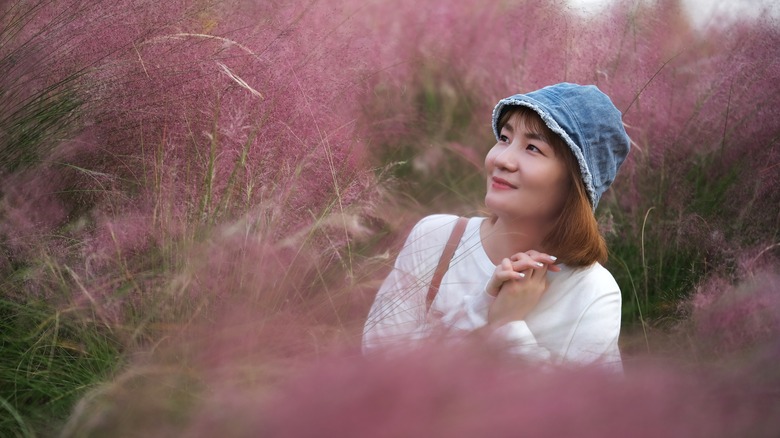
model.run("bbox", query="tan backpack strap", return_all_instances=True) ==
[426,217,469,312]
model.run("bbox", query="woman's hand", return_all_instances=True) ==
[485,257,524,297]
[487,251,559,325]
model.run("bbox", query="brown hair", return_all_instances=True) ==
[496,107,607,266]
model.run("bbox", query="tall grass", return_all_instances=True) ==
[2,0,381,435]
[0,0,779,435]
[0,298,121,436]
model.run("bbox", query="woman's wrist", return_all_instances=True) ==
[487,307,527,327]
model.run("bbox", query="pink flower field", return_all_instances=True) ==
[1,0,778,436]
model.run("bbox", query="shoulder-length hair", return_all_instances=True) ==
[496,107,607,267]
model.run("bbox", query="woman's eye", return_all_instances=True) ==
[499,135,509,142]
[527,144,540,152]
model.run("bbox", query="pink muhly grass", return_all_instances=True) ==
[58,254,374,436]
[606,15,780,225]
[352,0,779,209]
[60,335,780,437]
[687,261,780,358]
[0,170,69,258]
[2,0,382,329]
[58,326,780,437]
[352,0,779,224]
[5,1,780,434]
[69,0,379,246]
[178,342,778,438]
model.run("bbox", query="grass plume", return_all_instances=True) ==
[0,0,778,435]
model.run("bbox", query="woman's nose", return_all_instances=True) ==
[494,144,518,171]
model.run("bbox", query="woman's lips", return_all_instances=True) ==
[491,176,517,189]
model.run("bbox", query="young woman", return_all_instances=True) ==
[363,83,631,370]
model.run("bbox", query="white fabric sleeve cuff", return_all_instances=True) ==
[492,320,552,362]
[444,289,495,330]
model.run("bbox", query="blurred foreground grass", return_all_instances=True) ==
[1,0,779,435]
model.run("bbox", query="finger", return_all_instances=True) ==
[524,250,559,265]
[494,259,524,281]
[509,255,546,273]
[516,250,561,272]
[515,265,545,284]
[510,252,534,271]
[502,258,514,272]
[496,269,524,281]
[534,261,549,277]
[498,257,526,278]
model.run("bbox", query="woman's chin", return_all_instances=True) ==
[484,196,511,216]
[484,199,557,224]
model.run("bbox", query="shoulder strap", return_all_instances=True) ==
[426,217,469,312]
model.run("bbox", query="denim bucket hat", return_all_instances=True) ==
[492,83,630,209]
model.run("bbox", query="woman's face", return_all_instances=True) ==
[484,112,571,223]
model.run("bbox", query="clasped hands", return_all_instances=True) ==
[485,250,560,325]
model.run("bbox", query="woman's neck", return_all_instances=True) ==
[480,215,551,265]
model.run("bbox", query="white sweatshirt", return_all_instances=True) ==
[363,214,623,370]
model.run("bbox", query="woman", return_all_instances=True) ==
[363,83,631,369]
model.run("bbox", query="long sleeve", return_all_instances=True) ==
[444,263,623,370]
[556,286,622,369]
[361,251,428,352]
[362,216,457,353]
[496,268,622,370]
[443,289,553,363]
